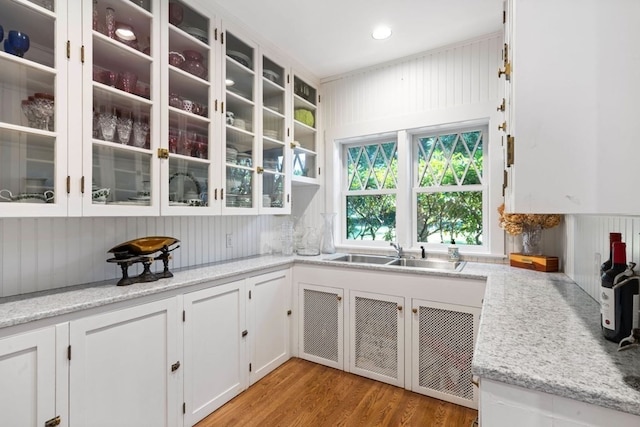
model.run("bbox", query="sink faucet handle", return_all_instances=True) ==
[390,242,403,257]
[420,246,426,259]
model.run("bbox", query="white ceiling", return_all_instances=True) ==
[210,0,504,79]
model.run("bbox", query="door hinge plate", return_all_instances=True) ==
[506,135,515,167]
[45,416,61,427]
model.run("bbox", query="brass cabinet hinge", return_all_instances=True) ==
[171,361,181,372]
[45,416,61,427]
[256,166,264,174]
[66,40,70,59]
[242,330,248,337]
[502,170,508,196]
[66,176,70,194]
[67,345,71,361]
[506,135,515,167]
[221,32,224,44]
[81,45,85,63]
[497,98,505,112]
[157,148,169,159]
[80,176,85,194]
[214,28,218,41]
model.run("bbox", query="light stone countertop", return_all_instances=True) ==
[1,253,639,416]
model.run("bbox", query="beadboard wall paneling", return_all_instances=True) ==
[566,215,640,301]
[321,34,502,130]
[0,215,281,298]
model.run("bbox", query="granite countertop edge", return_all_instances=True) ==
[1,253,638,416]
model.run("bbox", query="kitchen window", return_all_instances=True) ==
[339,122,489,252]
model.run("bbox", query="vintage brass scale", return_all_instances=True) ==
[107,236,180,286]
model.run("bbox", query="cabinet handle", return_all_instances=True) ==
[498,122,507,132]
[242,330,248,337]
[498,62,511,79]
[337,295,342,301]
[171,361,181,372]
[397,305,403,311]
[497,98,505,112]
[412,308,418,314]
[256,166,264,174]
[214,188,218,200]
[221,188,224,200]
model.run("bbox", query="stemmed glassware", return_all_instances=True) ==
[132,119,149,148]
[98,110,117,141]
[116,112,132,144]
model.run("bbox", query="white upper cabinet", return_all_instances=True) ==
[0,0,69,216]
[162,0,220,215]
[0,0,312,218]
[503,0,640,214]
[81,0,161,216]
[291,71,321,186]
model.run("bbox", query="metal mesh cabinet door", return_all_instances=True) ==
[299,284,344,370]
[350,290,404,387]
[411,299,480,409]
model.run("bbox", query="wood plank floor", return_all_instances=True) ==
[196,358,478,427]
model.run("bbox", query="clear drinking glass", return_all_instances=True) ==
[105,7,116,38]
[98,111,117,141]
[132,120,149,148]
[116,115,132,144]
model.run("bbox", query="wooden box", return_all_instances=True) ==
[509,253,559,272]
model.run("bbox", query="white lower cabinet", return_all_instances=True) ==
[0,325,66,427]
[182,269,292,426]
[183,280,247,426]
[298,283,344,370]
[293,264,485,409]
[69,298,181,427]
[349,290,404,387]
[248,270,291,385]
[411,299,480,409]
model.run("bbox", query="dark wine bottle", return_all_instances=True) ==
[600,232,622,274]
[601,242,637,343]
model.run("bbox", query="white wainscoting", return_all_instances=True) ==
[566,214,640,301]
[321,33,502,130]
[0,215,283,297]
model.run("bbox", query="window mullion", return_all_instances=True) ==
[396,130,412,248]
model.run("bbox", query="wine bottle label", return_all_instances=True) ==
[601,287,615,330]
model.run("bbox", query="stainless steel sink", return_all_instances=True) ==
[388,258,466,271]
[330,254,466,271]
[330,254,398,265]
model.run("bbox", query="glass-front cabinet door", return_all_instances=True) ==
[260,52,290,213]
[292,73,319,185]
[223,28,257,212]
[82,0,159,215]
[163,0,214,214]
[0,0,68,216]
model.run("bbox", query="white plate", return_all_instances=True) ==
[263,69,280,82]
[227,50,251,68]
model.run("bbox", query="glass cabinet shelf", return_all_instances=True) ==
[3,0,55,68]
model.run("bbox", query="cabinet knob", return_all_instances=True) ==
[337,295,342,301]
[498,122,507,132]
[412,308,418,314]
[497,98,505,112]
[397,305,403,311]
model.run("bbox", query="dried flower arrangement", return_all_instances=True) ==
[497,203,562,235]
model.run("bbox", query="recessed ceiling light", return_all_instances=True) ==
[372,26,392,40]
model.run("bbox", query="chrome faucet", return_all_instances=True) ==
[390,242,404,258]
